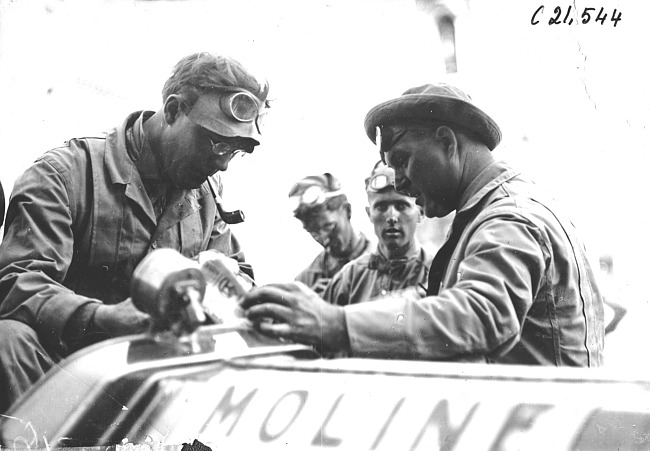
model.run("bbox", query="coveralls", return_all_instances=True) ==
[0,111,249,411]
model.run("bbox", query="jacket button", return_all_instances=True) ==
[151,242,158,249]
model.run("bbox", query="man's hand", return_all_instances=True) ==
[240,282,350,353]
[94,298,151,337]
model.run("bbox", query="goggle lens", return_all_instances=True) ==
[367,174,393,191]
[300,186,324,205]
[289,186,343,213]
[376,126,410,156]
[228,92,259,122]
[208,135,254,158]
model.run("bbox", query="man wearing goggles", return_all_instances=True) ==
[288,173,371,295]
[322,162,433,309]
[242,83,604,367]
[0,52,270,412]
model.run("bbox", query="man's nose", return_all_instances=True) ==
[212,154,233,173]
[310,229,330,243]
[316,234,330,247]
[385,206,399,224]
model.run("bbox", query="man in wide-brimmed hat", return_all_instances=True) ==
[242,83,605,366]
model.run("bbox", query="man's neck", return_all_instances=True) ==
[456,143,495,208]
[138,110,169,185]
[331,231,362,259]
[379,240,419,261]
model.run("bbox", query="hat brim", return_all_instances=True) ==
[187,92,261,144]
[364,94,501,151]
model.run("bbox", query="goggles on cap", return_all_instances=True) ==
[289,185,344,213]
[375,126,414,161]
[220,90,262,122]
[365,173,395,192]
[213,86,267,134]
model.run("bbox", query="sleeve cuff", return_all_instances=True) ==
[62,301,105,353]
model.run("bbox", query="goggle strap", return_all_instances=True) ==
[290,188,344,212]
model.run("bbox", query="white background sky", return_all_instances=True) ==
[0,0,648,368]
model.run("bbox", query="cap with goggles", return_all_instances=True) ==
[365,162,396,193]
[288,173,345,215]
[185,86,268,144]
[289,185,345,214]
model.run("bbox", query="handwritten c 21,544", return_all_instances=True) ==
[531,6,622,26]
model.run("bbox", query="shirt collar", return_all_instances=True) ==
[457,160,520,215]
[127,111,161,182]
[368,245,425,274]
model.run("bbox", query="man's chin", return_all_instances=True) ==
[179,177,208,190]
[381,239,406,251]
[424,202,451,219]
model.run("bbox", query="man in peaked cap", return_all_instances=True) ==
[0,52,270,411]
[242,83,605,366]
[289,173,371,295]
[323,161,432,308]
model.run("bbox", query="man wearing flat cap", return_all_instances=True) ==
[289,173,371,295]
[0,52,270,411]
[242,83,605,366]
[323,161,432,308]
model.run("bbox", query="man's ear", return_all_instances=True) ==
[163,95,184,125]
[434,125,458,159]
[365,205,370,220]
[344,202,352,220]
[416,205,424,223]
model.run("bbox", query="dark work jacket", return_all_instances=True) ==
[344,161,605,366]
[0,112,249,355]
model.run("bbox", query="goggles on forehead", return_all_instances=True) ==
[210,86,268,134]
[375,125,414,158]
[365,173,395,192]
[289,185,344,213]
[220,90,263,123]
[376,126,397,161]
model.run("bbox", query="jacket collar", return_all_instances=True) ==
[104,111,142,186]
[103,111,211,227]
[456,160,520,216]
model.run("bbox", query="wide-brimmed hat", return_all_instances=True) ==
[364,83,501,150]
